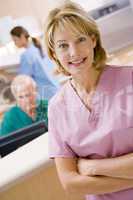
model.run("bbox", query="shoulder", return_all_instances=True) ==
[105,65,133,89]
[21,45,39,59]
[1,106,21,131]
[105,64,133,73]
[3,106,21,119]
[1,106,22,135]
[104,64,133,80]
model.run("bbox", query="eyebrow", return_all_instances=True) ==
[56,40,67,44]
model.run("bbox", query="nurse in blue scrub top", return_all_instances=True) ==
[10,26,59,100]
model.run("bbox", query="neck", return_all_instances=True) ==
[23,39,31,48]
[71,67,101,93]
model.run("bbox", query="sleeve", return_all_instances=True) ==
[48,103,76,159]
[18,54,33,76]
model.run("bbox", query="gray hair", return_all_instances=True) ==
[11,75,37,97]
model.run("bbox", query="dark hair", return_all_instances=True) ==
[0,77,15,104]
[2,85,15,103]
[10,26,44,58]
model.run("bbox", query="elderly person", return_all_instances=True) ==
[0,75,48,136]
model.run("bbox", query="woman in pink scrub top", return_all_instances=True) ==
[45,1,133,200]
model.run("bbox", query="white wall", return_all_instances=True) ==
[1,0,133,52]
[0,0,62,25]
[129,0,133,8]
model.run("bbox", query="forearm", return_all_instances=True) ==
[67,172,133,196]
[78,153,133,179]
[94,153,133,179]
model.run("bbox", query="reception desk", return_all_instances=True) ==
[0,133,83,200]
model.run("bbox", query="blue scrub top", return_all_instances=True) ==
[18,44,59,100]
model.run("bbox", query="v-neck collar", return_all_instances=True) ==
[68,65,109,113]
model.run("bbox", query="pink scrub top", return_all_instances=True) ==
[48,65,133,200]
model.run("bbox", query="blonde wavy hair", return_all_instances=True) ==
[44,1,107,76]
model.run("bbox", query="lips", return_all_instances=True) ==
[69,57,87,67]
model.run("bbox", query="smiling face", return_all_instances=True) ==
[45,2,107,76]
[53,26,96,77]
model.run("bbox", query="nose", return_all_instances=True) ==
[69,43,79,58]
[23,97,30,104]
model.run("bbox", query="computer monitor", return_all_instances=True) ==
[0,120,48,157]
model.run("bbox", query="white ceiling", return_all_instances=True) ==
[71,0,109,11]
[71,0,127,11]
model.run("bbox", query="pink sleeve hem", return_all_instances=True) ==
[49,154,77,159]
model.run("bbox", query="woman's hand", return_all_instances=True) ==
[77,158,98,176]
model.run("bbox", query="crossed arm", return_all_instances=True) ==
[77,153,133,179]
[55,154,133,198]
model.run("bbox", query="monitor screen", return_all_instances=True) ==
[0,120,48,157]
